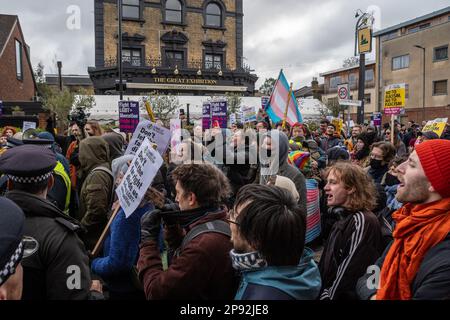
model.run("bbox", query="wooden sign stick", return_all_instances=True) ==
[91,205,121,258]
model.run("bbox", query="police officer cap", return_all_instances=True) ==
[0,197,25,286]
[0,145,56,184]
[22,138,54,149]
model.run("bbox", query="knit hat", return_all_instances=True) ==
[275,175,299,202]
[415,139,450,198]
[288,150,311,172]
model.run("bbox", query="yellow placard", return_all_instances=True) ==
[144,100,156,122]
[358,27,372,54]
[331,118,344,136]
[422,118,448,137]
[384,84,406,110]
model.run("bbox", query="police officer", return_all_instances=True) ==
[0,145,93,300]
[0,197,25,300]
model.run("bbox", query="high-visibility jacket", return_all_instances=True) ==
[53,161,71,215]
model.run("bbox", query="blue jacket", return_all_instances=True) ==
[235,248,321,300]
[91,204,153,291]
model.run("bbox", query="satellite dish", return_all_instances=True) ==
[22,128,39,140]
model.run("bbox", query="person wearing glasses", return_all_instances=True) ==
[229,184,321,300]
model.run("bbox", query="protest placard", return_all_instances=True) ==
[422,118,448,137]
[119,101,140,133]
[241,105,257,123]
[202,102,211,129]
[125,120,171,156]
[170,118,182,151]
[117,138,164,218]
[211,101,228,129]
[22,121,36,132]
[384,84,406,115]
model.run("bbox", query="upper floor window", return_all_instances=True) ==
[205,54,222,70]
[434,45,448,62]
[205,3,222,27]
[433,80,448,96]
[122,48,142,67]
[15,40,23,80]
[365,69,374,82]
[122,0,140,19]
[392,54,409,70]
[165,50,184,68]
[329,76,342,89]
[165,0,182,23]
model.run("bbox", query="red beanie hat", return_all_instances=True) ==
[415,139,450,198]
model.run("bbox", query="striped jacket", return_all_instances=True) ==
[318,210,383,300]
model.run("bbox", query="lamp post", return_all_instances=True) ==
[414,45,426,122]
[118,0,123,100]
[355,10,368,125]
[57,61,63,91]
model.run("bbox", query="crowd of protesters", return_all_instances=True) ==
[0,113,449,301]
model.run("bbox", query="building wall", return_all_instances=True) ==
[103,0,238,70]
[321,64,377,119]
[0,22,35,102]
[376,17,450,123]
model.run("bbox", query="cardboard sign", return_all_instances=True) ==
[116,138,164,218]
[241,105,257,123]
[331,118,344,135]
[22,121,36,133]
[119,101,140,133]
[384,84,406,115]
[211,101,228,129]
[422,118,448,137]
[125,120,171,156]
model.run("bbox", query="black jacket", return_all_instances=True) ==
[6,190,92,300]
[357,234,450,300]
[319,209,383,300]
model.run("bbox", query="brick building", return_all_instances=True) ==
[374,6,450,123]
[89,0,258,96]
[0,14,36,102]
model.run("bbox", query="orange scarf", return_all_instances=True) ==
[378,198,450,300]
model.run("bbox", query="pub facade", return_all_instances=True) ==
[88,0,258,96]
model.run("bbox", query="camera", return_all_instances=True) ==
[68,106,90,129]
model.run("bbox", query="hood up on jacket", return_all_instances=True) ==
[236,248,322,300]
[102,133,124,161]
[79,137,111,174]
[260,131,290,178]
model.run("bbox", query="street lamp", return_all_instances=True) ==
[414,45,426,122]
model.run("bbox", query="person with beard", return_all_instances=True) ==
[351,131,377,168]
[137,163,238,300]
[357,140,450,300]
[84,120,103,137]
[344,125,362,152]
[229,184,321,300]
[319,162,383,300]
[366,142,396,184]
[319,124,343,152]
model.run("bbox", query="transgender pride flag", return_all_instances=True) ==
[265,70,303,126]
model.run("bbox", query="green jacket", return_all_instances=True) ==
[78,137,114,251]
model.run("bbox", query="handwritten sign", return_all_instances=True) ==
[116,138,164,218]
[125,120,171,156]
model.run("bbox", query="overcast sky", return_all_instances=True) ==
[1,0,449,89]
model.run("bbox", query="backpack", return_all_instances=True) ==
[174,220,231,258]
[89,166,115,212]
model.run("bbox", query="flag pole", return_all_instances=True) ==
[282,82,293,130]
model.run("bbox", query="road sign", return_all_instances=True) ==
[358,27,372,54]
[340,99,362,106]
[338,83,350,102]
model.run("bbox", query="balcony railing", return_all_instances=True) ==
[103,56,254,73]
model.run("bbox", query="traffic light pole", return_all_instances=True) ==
[118,0,123,100]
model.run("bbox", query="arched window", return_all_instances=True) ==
[205,3,222,27]
[165,0,182,23]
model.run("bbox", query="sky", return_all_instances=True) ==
[1,0,449,90]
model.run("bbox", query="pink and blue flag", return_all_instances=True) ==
[265,70,303,126]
